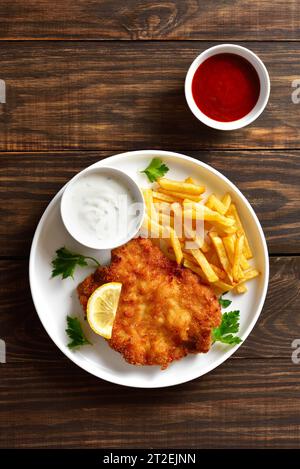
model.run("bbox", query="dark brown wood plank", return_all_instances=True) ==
[0,151,299,257]
[0,1,299,41]
[1,358,300,448]
[0,42,299,151]
[0,257,299,364]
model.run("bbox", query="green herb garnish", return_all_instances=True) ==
[66,316,91,350]
[212,311,242,345]
[218,292,232,308]
[51,247,100,279]
[141,158,169,182]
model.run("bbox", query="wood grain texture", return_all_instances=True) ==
[0,0,299,41]
[1,360,300,448]
[0,0,298,450]
[0,150,299,257]
[0,42,299,151]
[0,257,299,364]
[0,257,299,448]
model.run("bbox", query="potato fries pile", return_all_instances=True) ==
[141,177,259,294]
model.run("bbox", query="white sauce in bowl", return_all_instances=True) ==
[61,167,145,249]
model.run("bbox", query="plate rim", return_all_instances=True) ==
[29,149,269,388]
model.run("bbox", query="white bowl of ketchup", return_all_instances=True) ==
[185,44,270,130]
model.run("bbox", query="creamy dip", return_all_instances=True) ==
[61,168,144,249]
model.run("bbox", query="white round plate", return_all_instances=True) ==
[29,150,269,388]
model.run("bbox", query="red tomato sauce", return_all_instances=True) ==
[192,53,260,122]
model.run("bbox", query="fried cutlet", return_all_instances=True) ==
[77,238,221,369]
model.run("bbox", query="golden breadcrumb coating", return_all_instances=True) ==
[77,238,221,369]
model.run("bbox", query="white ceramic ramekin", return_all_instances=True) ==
[60,167,145,250]
[185,44,270,131]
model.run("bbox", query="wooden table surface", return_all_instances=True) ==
[0,0,300,449]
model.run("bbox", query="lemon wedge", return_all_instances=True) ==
[87,282,122,339]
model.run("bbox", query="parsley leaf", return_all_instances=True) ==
[212,311,242,345]
[66,316,91,350]
[218,292,232,308]
[51,247,100,279]
[141,158,169,182]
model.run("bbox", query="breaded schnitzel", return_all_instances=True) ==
[78,238,221,369]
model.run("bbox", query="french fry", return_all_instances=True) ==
[209,232,233,283]
[183,259,209,284]
[223,235,244,281]
[202,206,235,227]
[153,198,163,205]
[143,214,170,239]
[155,203,183,238]
[206,249,222,268]
[160,240,176,261]
[159,212,174,228]
[183,202,212,247]
[183,251,224,277]
[206,221,237,235]
[184,204,236,228]
[155,201,176,215]
[210,264,227,279]
[242,268,259,281]
[213,279,235,292]
[157,178,205,195]
[228,204,252,259]
[235,283,248,293]
[206,194,227,215]
[185,233,205,250]
[182,223,205,250]
[152,191,179,203]
[141,214,160,238]
[240,255,249,270]
[223,234,249,270]
[142,188,152,213]
[232,235,245,282]
[222,235,235,265]
[182,250,195,262]
[159,188,202,202]
[190,249,219,283]
[169,227,183,264]
[164,202,185,239]
[222,193,232,214]
[143,189,159,223]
